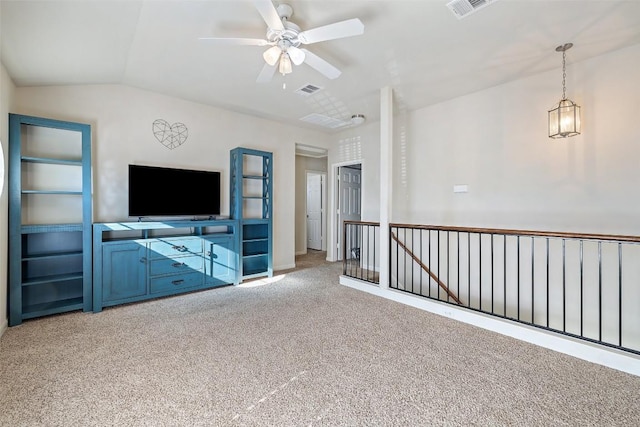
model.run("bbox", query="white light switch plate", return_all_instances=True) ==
[453,185,468,193]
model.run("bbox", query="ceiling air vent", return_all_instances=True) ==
[446,0,498,19]
[295,84,323,96]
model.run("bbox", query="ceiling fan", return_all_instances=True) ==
[200,0,364,83]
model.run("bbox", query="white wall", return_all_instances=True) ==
[326,119,381,260]
[0,62,15,334]
[393,43,640,236]
[294,155,328,255]
[13,84,329,271]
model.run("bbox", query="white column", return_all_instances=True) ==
[379,86,393,289]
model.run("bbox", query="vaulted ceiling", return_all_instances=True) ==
[2,0,640,132]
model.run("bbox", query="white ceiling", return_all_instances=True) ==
[2,0,640,132]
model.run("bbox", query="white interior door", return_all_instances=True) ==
[306,173,323,250]
[337,165,361,260]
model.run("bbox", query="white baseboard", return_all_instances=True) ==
[295,250,307,256]
[340,276,640,377]
[0,317,8,338]
[275,263,296,271]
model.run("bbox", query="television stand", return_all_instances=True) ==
[92,219,239,312]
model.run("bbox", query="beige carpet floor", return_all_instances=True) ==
[1,252,640,426]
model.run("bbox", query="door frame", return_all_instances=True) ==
[305,170,327,252]
[329,159,364,262]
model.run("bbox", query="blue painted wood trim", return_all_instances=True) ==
[8,114,23,326]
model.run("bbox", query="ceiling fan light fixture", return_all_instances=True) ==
[263,46,281,66]
[279,53,293,75]
[351,114,366,126]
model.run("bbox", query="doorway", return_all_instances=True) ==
[306,171,326,251]
[335,163,362,261]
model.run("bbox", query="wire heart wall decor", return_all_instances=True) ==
[152,119,188,149]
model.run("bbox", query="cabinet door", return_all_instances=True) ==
[205,236,236,286]
[102,242,147,302]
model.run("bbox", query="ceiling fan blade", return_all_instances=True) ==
[287,46,306,66]
[253,0,284,31]
[298,18,364,44]
[300,49,341,79]
[199,37,270,46]
[256,63,277,83]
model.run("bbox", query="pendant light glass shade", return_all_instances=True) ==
[548,99,581,138]
[263,46,281,66]
[548,43,581,139]
[278,53,292,75]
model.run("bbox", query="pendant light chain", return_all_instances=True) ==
[562,49,567,100]
[548,42,581,139]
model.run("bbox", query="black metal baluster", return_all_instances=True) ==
[598,241,602,342]
[562,239,566,332]
[517,236,520,321]
[412,229,416,294]
[373,225,377,284]
[618,243,623,347]
[404,227,408,292]
[546,238,550,328]
[532,237,535,324]
[420,228,422,296]
[437,230,441,300]
[468,233,471,308]
[457,232,461,305]
[447,231,450,302]
[479,233,483,312]
[504,235,507,318]
[428,230,432,298]
[491,234,494,314]
[580,240,583,337]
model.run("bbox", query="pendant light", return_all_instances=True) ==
[548,43,581,138]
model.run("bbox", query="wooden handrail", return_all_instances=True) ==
[391,232,462,305]
[344,220,380,227]
[390,223,640,244]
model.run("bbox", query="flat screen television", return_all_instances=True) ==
[128,164,221,218]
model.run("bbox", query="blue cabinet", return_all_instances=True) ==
[102,241,147,303]
[205,234,236,285]
[93,220,239,312]
[230,148,273,281]
[8,114,92,326]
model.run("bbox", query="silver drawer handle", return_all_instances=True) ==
[140,257,147,264]
[172,262,186,268]
[171,279,185,285]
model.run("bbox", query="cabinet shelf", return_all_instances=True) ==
[22,190,83,195]
[243,175,267,180]
[243,237,268,243]
[242,253,267,259]
[21,156,82,166]
[22,251,83,261]
[22,297,84,319]
[22,223,83,233]
[22,273,83,286]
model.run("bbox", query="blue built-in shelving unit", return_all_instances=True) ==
[230,147,273,281]
[8,114,92,326]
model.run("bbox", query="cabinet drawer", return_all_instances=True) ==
[148,237,203,259]
[149,272,203,294]
[149,255,204,277]
[149,255,204,276]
